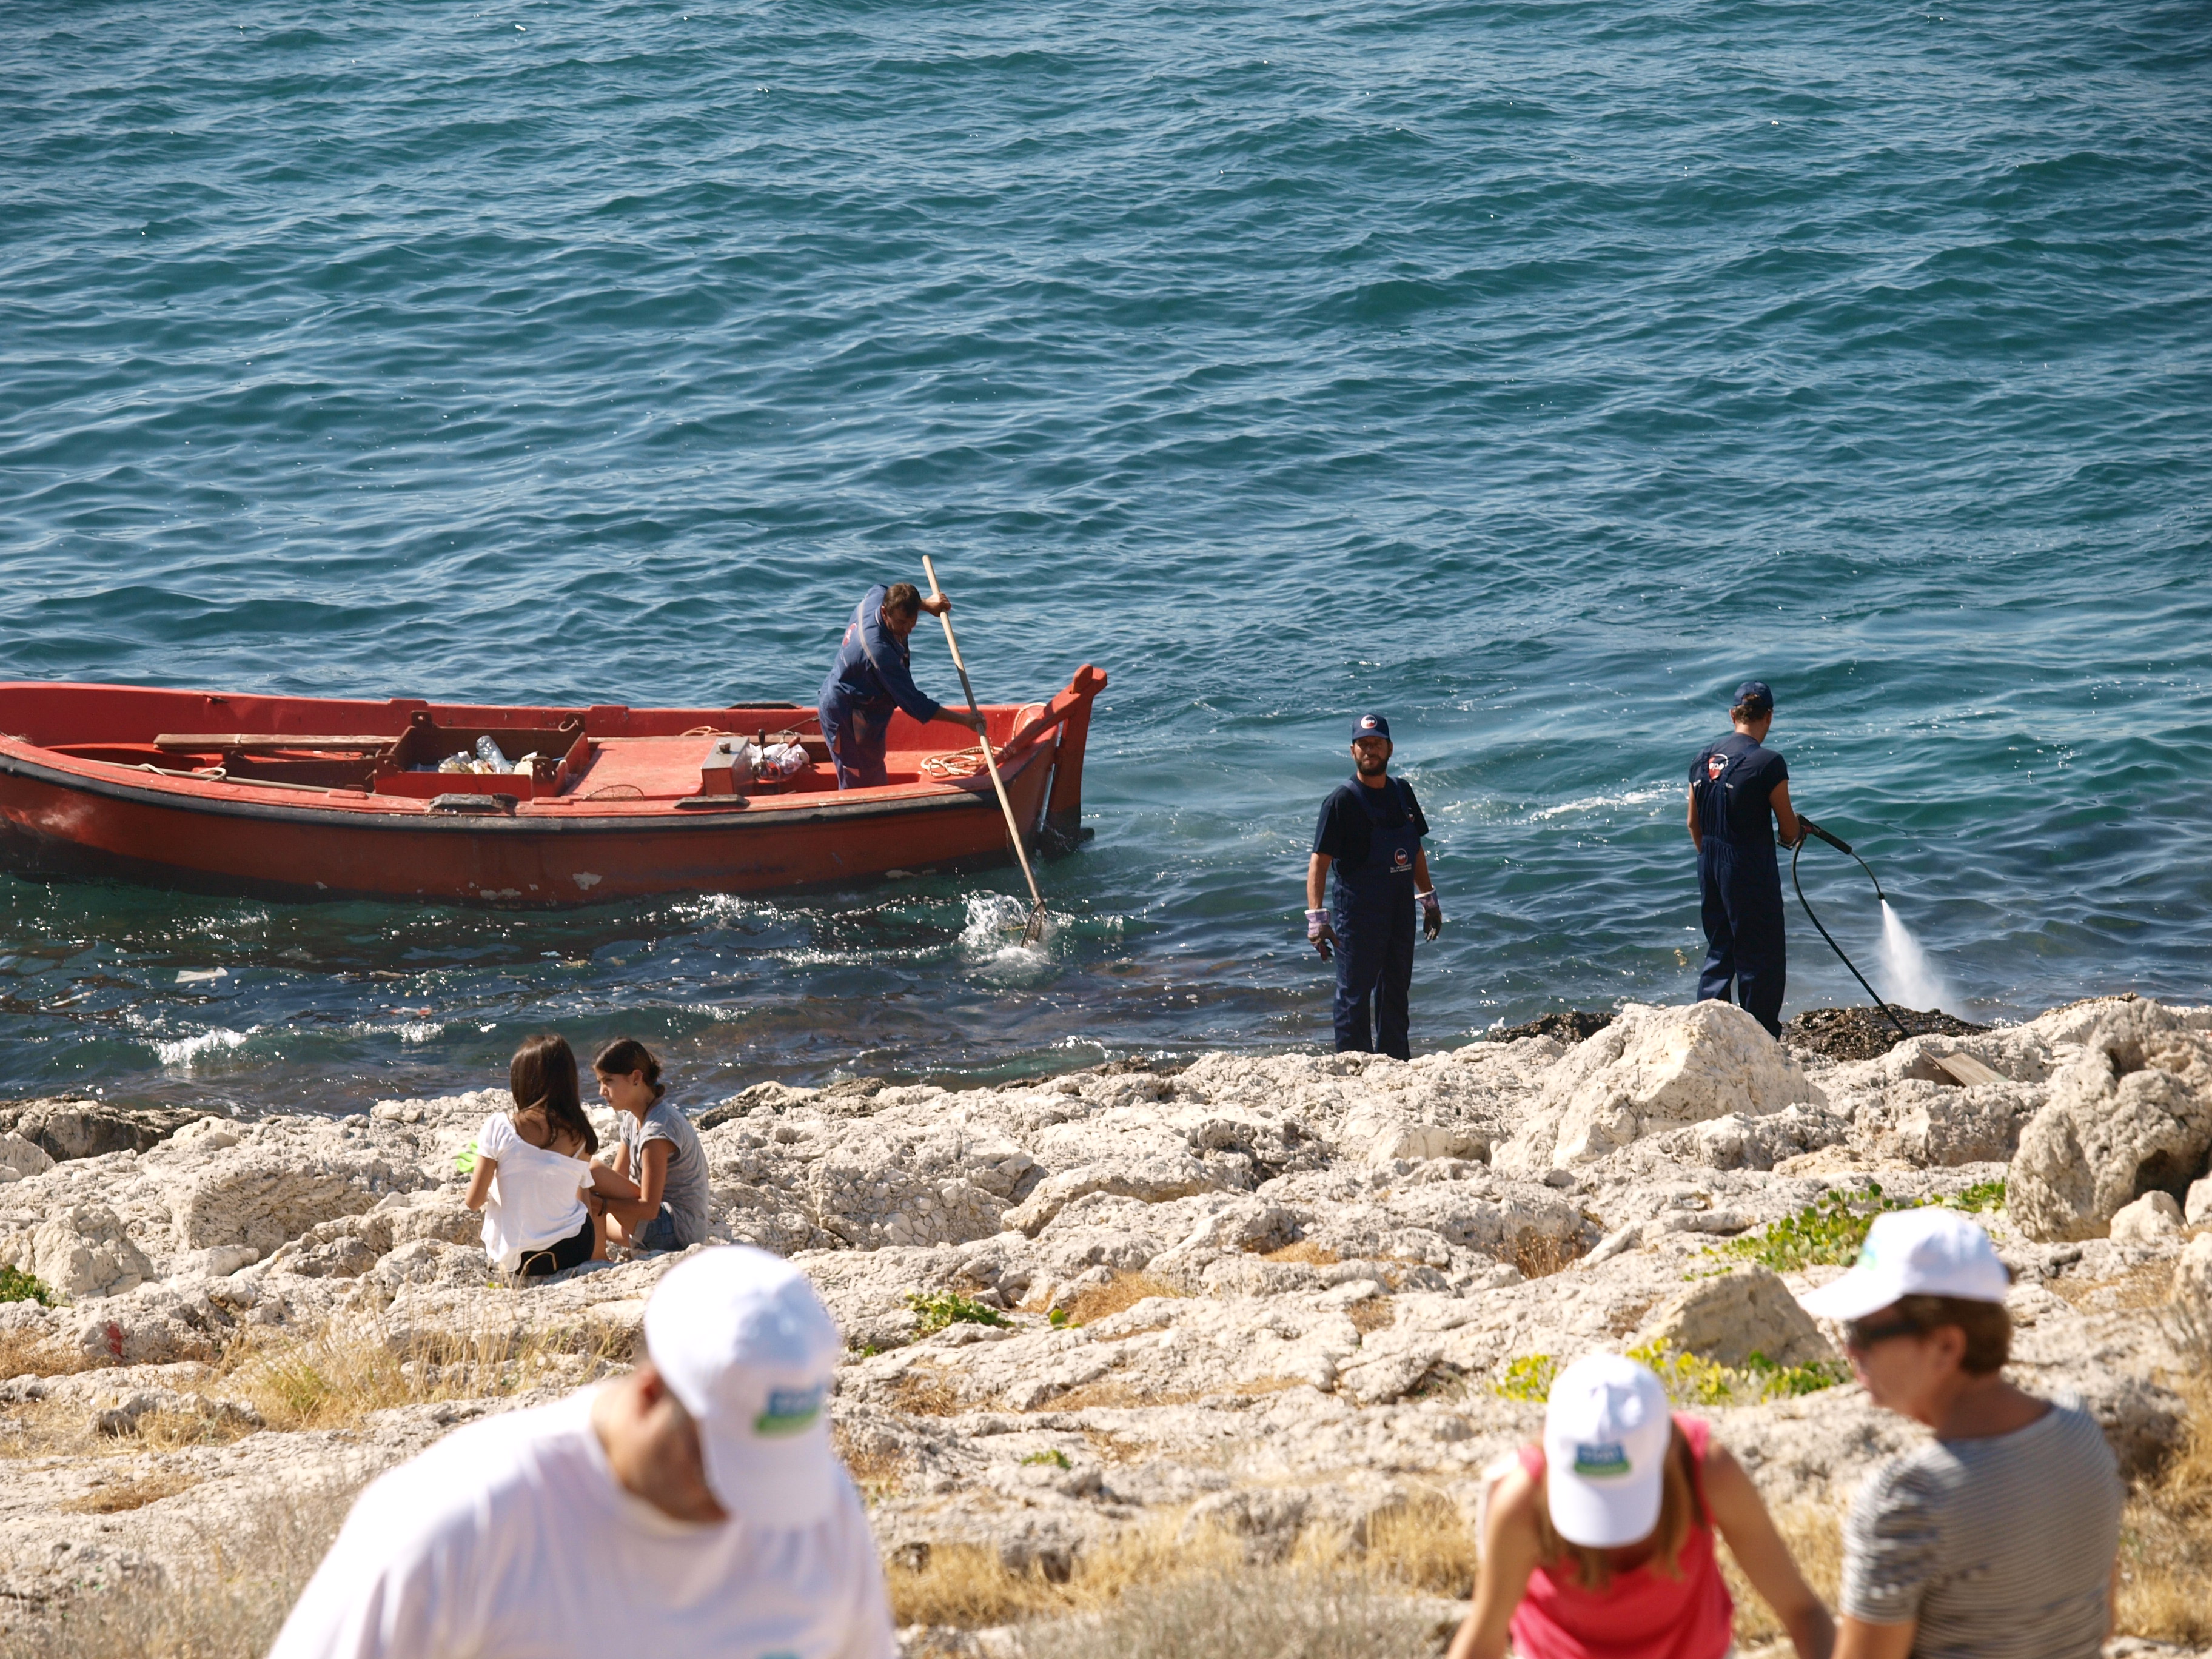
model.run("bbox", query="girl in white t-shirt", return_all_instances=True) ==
[464,1034,617,1277]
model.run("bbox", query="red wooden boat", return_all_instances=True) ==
[0,668,1105,907]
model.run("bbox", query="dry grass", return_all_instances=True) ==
[2049,1260,2176,1312]
[0,1482,358,1659]
[1720,1503,1843,1644]
[2116,1367,2212,1644]
[1062,1272,1187,1328]
[885,1362,966,1417]
[1511,1230,1581,1280]
[0,1329,106,1379]
[1347,1298,1396,1337]
[215,1314,625,1432]
[834,1423,909,1498]
[58,1470,200,1515]
[1356,1490,1480,1597]
[1011,1563,1445,1659]
[890,1513,1245,1627]
[1262,1241,1341,1267]
[1043,1375,1307,1413]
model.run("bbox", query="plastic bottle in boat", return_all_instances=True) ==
[748,741,806,779]
[474,735,512,771]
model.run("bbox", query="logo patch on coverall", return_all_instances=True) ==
[1708,754,1728,780]
[1392,848,1412,872]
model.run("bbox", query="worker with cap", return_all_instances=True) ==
[1687,680,1802,1037]
[270,1246,896,1659]
[1445,1350,1835,1659]
[816,580,985,789]
[1306,712,1442,1061]
[1804,1210,2123,1659]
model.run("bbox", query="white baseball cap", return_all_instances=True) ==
[643,1246,844,1528]
[1798,1207,2011,1323]
[1542,1354,1674,1549]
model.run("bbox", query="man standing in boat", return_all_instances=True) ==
[1305,713,1442,1060]
[816,581,985,789]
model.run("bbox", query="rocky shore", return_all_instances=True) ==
[2,994,2210,1654]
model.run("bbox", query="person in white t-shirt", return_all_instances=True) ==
[270,1246,897,1659]
[463,1034,623,1277]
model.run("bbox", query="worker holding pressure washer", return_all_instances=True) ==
[1688,682,1803,1037]
[1307,713,1442,1060]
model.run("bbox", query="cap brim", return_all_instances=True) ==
[1547,1461,1664,1550]
[1797,1269,1902,1323]
[699,1416,839,1529]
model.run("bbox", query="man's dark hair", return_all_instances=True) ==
[1893,1293,2013,1375]
[883,582,923,622]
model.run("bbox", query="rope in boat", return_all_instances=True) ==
[921,748,991,780]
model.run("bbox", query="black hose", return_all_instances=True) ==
[1791,822,1912,1043]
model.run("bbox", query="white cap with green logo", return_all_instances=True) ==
[1541,1353,1673,1548]
[644,1245,843,1527]
[1798,1208,2011,1323]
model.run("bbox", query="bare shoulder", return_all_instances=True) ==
[1488,1460,1543,1524]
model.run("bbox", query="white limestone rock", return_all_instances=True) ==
[2010,1000,2212,1241]
[1496,1002,1824,1175]
[1635,1266,1834,1370]
[2110,1191,2185,1245]
[0,1204,155,1301]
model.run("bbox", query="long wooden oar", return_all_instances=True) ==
[921,556,1049,946]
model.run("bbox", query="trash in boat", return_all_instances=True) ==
[474,735,512,770]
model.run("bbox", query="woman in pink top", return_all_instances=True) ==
[1448,1354,1834,1659]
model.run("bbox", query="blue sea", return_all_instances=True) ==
[4,0,2208,1114]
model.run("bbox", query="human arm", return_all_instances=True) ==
[598,1139,671,1227]
[1834,1618,1915,1659]
[1688,784,1703,853]
[1770,779,1802,848]
[1444,1463,1544,1659]
[1304,854,1337,960]
[1703,1443,1835,1659]
[920,594,950,618]
[463,1156,498,1212]
[1414,846,1441,940]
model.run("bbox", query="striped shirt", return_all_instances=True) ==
[1841,1399,2121,1659]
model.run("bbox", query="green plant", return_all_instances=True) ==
[1712,1182,1917,1272]
[1950,1179,2006,1213]
[0,1265,55,1307]
[1738,1351,1852,1398]
[1021,1448,1073,1469]
[1492,1354,1558,1401]
[1626,1339,1847,1406]
[1710,1179,2009,1275]
[1049,1307,1070,1328]
[906,1290,1013,1337]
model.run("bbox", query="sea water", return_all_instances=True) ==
[2,2,2208,1111]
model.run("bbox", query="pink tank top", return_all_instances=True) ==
[1507,1414,1735,1659]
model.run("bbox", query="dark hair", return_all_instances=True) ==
[1534,1421,1706,1590]
[882,581,923,622]
[1891,1294,2013,1375]
[592,1036,666,1103]
[509,1034,598,1157]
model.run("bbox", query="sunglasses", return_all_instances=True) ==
[1843,1314,1924,1351]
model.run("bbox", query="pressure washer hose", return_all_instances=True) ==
[1791,819,1914,1043]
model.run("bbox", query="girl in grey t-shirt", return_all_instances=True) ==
[592,1038,712,1251]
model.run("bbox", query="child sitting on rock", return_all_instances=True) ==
[592,1037,712,1253]
[464,1034,620,1278]
[1447,1352,1834,1659]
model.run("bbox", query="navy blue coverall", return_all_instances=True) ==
[1690,731,1789,1035]
[816,585,945,790]
[1316,777,1426,1059]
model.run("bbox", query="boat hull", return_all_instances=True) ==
[0,669,1104,907]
